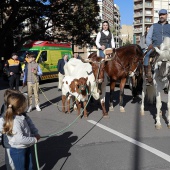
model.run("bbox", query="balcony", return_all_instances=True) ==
[134,0,142,2]
[145,4,153,8]
[134,4,142,10]
[134,3,153,10]
[133,29,142,34]
[134,13,153,18]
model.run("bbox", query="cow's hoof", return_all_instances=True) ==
[120,106,125,112]
[109,106,114,112]
[167,124,170,129]
[155,124,162,129]
[103,115,109,118]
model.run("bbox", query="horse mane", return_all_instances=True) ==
[156,37,170,61]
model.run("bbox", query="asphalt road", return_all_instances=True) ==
[0,78,170,170]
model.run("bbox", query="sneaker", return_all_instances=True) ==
[27,106,32,113]
[36,105,41,111]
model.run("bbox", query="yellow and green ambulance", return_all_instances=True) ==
[18,41,72,80]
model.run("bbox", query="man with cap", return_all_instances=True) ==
[144,9,170,86]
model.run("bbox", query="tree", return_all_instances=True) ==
[0,0,100,59]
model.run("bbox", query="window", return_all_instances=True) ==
[40,51,47,62]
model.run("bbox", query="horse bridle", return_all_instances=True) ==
[91,59,105,84]
[113,52,139,75]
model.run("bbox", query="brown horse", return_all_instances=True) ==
[86,44,144,113]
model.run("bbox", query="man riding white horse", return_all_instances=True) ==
[144,9,170,86]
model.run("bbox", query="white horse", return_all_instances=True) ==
[141,37,170,129]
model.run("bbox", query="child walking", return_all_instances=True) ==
[2,93,40,170]
[0,89,20,170]
[23,53,42,112]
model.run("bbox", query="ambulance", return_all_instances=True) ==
[18,41,72,80]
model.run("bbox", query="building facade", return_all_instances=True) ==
[120,25,133,45]
[114,4,121,47]
[83,0,115,58]
[133,0,170,44]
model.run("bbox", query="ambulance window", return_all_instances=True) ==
[40,51,47,62]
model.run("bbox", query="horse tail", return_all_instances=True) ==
[146,86,156,104]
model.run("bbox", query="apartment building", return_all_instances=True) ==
[85,0,115,57]
[133,0,170,44]
[114,4,121,48]
[120,25,133,45]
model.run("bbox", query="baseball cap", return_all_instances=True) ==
[159,9,168,15]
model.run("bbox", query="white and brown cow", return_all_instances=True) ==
[62,76,89,117]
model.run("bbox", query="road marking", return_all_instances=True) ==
[87,120,170,163]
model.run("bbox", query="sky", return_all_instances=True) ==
[114,0,133,25]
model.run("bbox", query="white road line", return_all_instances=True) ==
[87,120,170,163]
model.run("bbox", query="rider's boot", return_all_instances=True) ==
[144,65,153,86]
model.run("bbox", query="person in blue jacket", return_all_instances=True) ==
[57,54,68,91]
[144,9,170,86]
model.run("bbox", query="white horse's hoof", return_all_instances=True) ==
[140,111,145,116]
[109,106,114,112]
[155,124,162,129]
[120,106,125,112]
[159,111,162,115]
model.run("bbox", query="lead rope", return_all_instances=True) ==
[33,67,101,170]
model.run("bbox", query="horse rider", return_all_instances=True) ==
[145,9,170,86]
[95,21,115,59]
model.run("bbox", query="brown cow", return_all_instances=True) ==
[62,76,89,117]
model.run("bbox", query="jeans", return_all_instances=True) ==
[10,147,33,170]
[5,148,15,170]
[99,44,111,58]
[144,49,152,66]
[99,50,105,58]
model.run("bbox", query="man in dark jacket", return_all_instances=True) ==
[57,55,68,91]
[4,53,23,90]
[144,9,170,86]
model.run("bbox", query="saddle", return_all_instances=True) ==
[103,48,113,59]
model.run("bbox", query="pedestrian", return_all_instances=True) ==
[95,20,115,58]
[139,26,150,52]
[4,53,23,90]
[145,9,170,86]
[73,53,81,59]
[57,54,68,91]
[1,92,40,170]
[23,53,42,112]
[0,89,21,170]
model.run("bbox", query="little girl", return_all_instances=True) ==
[2,93,40,170]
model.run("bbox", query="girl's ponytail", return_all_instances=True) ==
[3,104,14,135]
[3,93,27,135]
